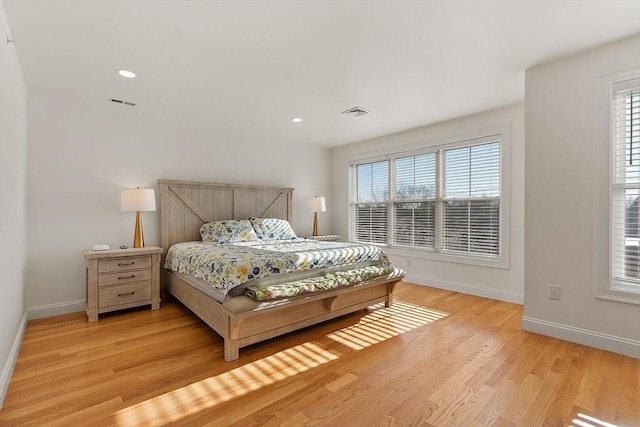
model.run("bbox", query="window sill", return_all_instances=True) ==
[594,290,640,305]
[380,246,509,269]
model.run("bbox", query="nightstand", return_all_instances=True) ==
[83,246,163,322]
[306,235,342,242]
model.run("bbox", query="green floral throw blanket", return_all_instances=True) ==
[245,265,397,301]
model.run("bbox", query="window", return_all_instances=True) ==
[354,161,388,244]
[350,130,507,266]
[597,69,640,304]
[394,153,436,248]
[443,142,500,256]
[610,76,640,295]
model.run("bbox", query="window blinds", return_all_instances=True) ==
[611,77,640,291]
[443,142,501,256]
[351,138,502,260]
[394,153,436,248]
[355,161,389,244]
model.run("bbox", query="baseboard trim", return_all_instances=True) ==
[27,299,85,320]
[0,310,28,409]
[522,316,640,359]
[403,273,524,304]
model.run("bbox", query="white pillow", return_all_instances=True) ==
[249,217,297,240]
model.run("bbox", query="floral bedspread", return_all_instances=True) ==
[245,265,398,301]
[164,238,391,297]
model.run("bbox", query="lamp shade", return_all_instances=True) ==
[121,188,156,212]
[307,196,326,213]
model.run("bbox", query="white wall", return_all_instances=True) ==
[0,0,27,406]
[26,89,331,316]
[330,104,525,303]
[524,35,640,357]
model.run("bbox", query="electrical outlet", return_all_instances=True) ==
[406,259,412,268]
[549,284,561,300]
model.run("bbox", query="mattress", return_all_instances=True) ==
[164,238,392,299]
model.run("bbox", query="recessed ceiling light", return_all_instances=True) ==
[117,69,136,78]
[291,117,302,123]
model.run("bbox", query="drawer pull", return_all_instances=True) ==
[117,275,136,280]
[117,261,135,266]
[118,291,136,297]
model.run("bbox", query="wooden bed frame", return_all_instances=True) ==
[159,179,404,361]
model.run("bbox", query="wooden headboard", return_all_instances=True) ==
[158,179,294,253]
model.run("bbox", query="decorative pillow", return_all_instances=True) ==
[249,217,298,240]
[200,220,259,243]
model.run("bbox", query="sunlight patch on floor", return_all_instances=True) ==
[113,300,448,426]
[327,300,449,350]
[572,413,619,427]
[113,341,336,425]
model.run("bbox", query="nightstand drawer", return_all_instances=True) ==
[98,282,152,309]
[98,269,152,287]
[98,255,152,273]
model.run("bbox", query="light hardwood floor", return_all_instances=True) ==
[0,283,638,426]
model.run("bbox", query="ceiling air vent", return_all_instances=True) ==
[110,98,136,107]
[342,106,370,117]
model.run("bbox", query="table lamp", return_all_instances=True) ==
[307,196,326,236]
[121,188,156,248]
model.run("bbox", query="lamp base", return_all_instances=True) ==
[133,211,145,248]
[312,212,319,236]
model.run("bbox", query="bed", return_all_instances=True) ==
[159,179,405,361]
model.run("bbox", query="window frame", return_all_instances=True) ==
[596,68,640,305]
[347,126,510,269]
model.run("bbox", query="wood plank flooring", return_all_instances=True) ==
[0,282,638,426]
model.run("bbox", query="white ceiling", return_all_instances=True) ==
[3,0,640,148]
